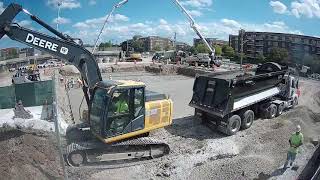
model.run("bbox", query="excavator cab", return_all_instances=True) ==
[89,80,147,143]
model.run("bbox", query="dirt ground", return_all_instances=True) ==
[0,128,64,179]
[62,72,320,180]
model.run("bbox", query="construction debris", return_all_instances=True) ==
[13,100,33,119]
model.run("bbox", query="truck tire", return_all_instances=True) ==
[225,115,241,135]
[276,103,285,116]
[292,97,298,108]
[241,110,254,130]
[266,104,277,119]
[194,109,207,124]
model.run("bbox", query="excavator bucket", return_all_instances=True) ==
[0,3,22,39]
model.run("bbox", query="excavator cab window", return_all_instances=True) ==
[105,87,145,138]
[90,88,109,136]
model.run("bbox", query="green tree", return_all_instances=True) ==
[222,45,235,58]
[153,45,161,51]
[195,43,210,53]
[256,53,266,63]
[233,53,247,63]
[214,45,222,56]
[133,35,142,41]
[189,46,198,54]
[165,45,173,51]
[131,40,144,52]
[267,47,289,63]
[98,41,112,50]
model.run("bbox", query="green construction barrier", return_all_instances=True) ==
[0,86,15,109]
[15,80,53,107]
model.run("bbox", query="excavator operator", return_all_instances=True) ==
[115,93,129,114]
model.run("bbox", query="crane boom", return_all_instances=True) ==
[92,0,128,53]
[172,0,221,66]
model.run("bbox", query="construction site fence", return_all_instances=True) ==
[0,80,53,109]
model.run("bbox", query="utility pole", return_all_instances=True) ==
[57,1,62,31]
[240,29,244,70]
[174,32,177,51]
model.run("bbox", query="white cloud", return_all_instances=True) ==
[0,2,4,14]
[89,0,96,5]
[187,10,203,17]
[159,19,168,25]
[180,0,212,8]
[68,17,302,46]
[16,20,32,27]
[270,1,288,14]
[53,17,71,24]
[221,19,241,29]
[47,0,81,9]
[290,0,320,18]
[114,14,129,21]
[73,22,89,29]
[72,13,129,29]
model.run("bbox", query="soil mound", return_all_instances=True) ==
[0,129,63,179]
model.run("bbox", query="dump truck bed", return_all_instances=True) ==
[190,63,287,118]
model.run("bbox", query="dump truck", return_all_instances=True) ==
[190,62,300,135]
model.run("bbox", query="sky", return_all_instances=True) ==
[1,0,320,48]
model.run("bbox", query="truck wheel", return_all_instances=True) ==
[266,104,277,119]
[194,109,207,123]
[241,110,254,130]
[225,115,241,135]
[292,97,298,108]
[276,103,285,116]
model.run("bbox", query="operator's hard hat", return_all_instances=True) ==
[296,125,301,132]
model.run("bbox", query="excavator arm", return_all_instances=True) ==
[0,3,102,105]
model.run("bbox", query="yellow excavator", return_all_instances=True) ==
[0,3,173,166]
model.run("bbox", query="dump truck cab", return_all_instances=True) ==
[89,80,173,144]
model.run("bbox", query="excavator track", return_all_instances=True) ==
[65,137,170,167]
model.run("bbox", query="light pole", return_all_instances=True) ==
[240,39,252,70]
[57,1,62,31]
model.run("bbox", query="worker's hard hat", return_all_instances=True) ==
[296,125,301,132]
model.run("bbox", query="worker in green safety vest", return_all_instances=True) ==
[115,93,128,114]
[283,125,304,169]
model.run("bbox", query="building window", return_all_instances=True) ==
[304,46,309,51]
[273,42,278,47]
